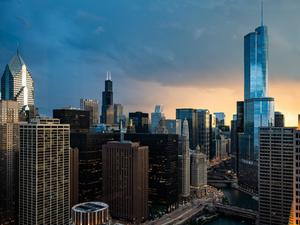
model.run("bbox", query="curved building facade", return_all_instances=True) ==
[72,202,110,225]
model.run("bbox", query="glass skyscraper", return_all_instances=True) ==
[239,19,274,192]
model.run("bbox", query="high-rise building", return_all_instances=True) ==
[190,145,207,188]
[1,50,34,113]
[165,119,181,135]
[151,105,165,133]
[70,132,119,202]
[102,141,148,223]
[214,128,231,161]
[70,147,79,210]
[53,108,90,133]
[181,119,190,199]
[101,72,114,124]
[196,109,210,158]
[274,111,285,127]
[209,114,216,160]
[113,103,123,125]
[293,129,300,224]
[239,7,274,192]
[259,127,294,225]
[129,111,149,133]
[125,133,179,215]
[176,108,197,149]
[71,202,110,225]
[80,98,99,126]
[0,100,19,225]
[214,112,225,127]
[19,118,70,225]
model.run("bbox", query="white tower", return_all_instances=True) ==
[191,145,207,188]
[181,119,190,198]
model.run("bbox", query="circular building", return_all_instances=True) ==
[72,202,110,225]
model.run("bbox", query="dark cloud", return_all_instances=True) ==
[0,0,300,115]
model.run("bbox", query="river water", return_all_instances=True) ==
[206,187,258,225]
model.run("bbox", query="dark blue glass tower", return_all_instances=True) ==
[238,7,274,193]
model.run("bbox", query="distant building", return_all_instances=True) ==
[209,114,216,160]
[274,111,285,127]
[196,109,210,158]
[151,105,164,133]
[125,133,179,215]
[70,148,79,210]
[80,98,99,126]
[190,145,207,188]
[70,132,119,202]
[53,108,90,133]
[71,202,110,225]
[176,108,197,149]
[181,119,190,199]
[0,100,19,225]
[1,50,34,113]
[214,112,225,127]
[113,103,123,125]
[19,118,70,225]
[101,72,114,124]
[102,141,148,223]
[165,119,181,135]
[129,111,149,133]
[214,128,230,161]
[259,127,294,225]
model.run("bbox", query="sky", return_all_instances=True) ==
[0,0,300,125]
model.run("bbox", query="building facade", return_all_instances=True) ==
[190,145,207,188]
[113,103,123,125]
[181,119,190,198]
[129,111,149,133]
[151,105,164,133]
[197,109,210,158]
[102,141,148,223]
[274,111,285,127]
[19,118,70,225]
[80,98,99,126]
[259,127,294,225]
[0,100,19,224]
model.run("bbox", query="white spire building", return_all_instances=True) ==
[191,145,207,188]
[181,119,190,198]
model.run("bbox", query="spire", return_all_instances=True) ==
[106,71,112,81]
[261,0,264,26]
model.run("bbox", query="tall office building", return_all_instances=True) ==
[1,50,34,113]
[214,112,225,127]
[274,111,285,127]
[70,147,79,210]
[259,127,294,225]
[80,98,99,126]
[293,128,300,224]
[53,108,90,133]
[181,119,190,198]
[19,118,70,225]
[196,109,210,158]
[151,105,165,133]
[0,100,19,225]
[176,108,197,149]
[125,133,179,215]
[239,7,274,192]
[113,103,123,125]
[101,72,114,124]
[165,119,181,135]
[102,141,148,223]
[70,132,119,202]
[190,145,207,188]
[129,111,149,133]
[209,114,216,159]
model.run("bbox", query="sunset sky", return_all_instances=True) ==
[1,0,299,125]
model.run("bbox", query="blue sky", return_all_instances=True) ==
[1,0,300,124]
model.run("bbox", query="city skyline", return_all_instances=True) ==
[1,0,300,126]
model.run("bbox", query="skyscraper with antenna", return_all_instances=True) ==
[238,0,274,193]
[101,71,114,124]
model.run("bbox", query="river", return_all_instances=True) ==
[206,187,258,225]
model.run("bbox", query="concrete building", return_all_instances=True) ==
[0,100,19,225]
[71,202,110,225]
[181,119,190,198]
[190,145,207,188]
[19,118,70,225]
[102,141,148,223]
[80,98,99,126]
[293,125,300,224]
[259,127,294,225]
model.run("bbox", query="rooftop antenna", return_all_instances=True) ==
[261,0,264,26]
[106,71,109,80]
